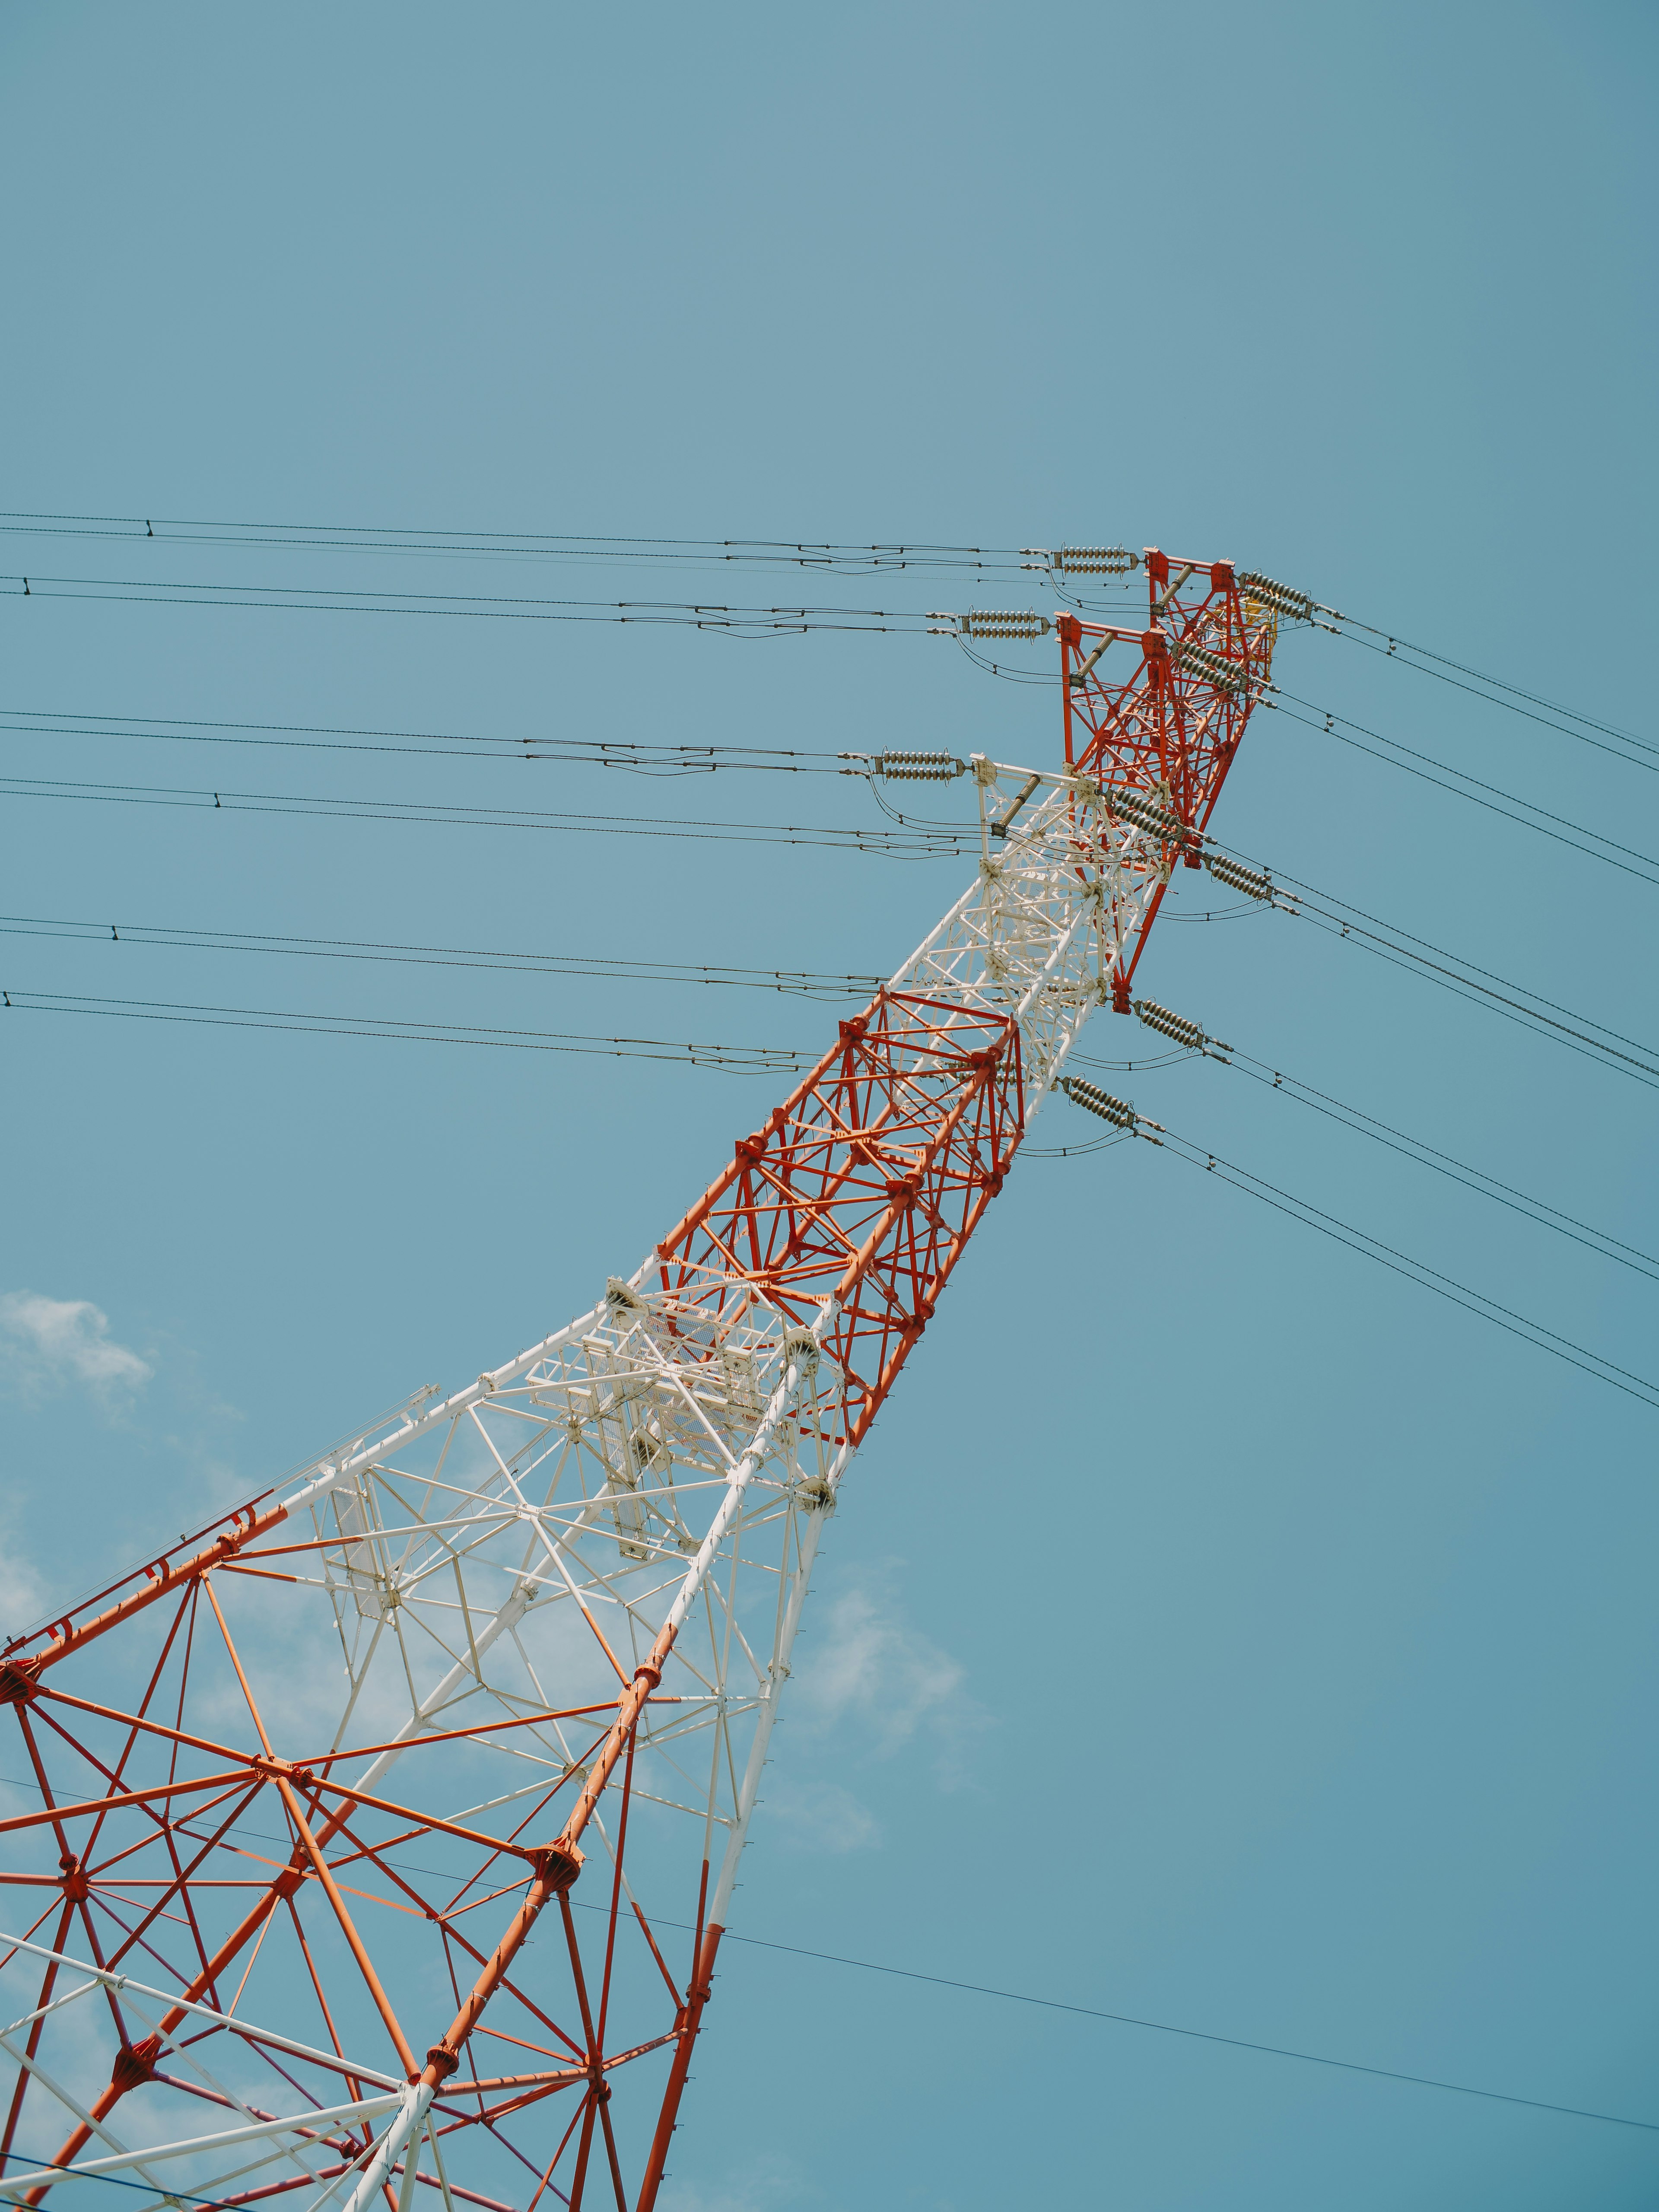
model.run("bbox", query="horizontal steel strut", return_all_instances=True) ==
[0,553,1271,2212]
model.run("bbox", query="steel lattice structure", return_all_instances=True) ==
[0,553,1274,2212]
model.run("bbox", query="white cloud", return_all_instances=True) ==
[0,1290,153,1399]
[0,1529,48,1646]
[795,1573,991,1782]
[763,1776,881,1855]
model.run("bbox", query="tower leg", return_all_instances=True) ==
[636,1920,723,2212]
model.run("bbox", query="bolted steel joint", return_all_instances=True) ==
[536,1840,586,1894]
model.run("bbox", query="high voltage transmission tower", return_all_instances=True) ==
[0,552,1279,2212]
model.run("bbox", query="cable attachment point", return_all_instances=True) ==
[1133,998,1232,1059]
[1202,852,1299,912]
[1059,1077,1164,1143]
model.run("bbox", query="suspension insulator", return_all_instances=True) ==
[1059,1076,1164,1142]
[960,610,1052,639]
[1103,785,1192,845]
[1237,571,1315,623]
[1132,998,1232,1056]
[1173,640,1251,696]
[1204,852,1277,903]
[1055,546,1138,576]
[876,753,963,781]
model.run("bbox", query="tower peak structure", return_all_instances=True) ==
[0,553,1274,2212]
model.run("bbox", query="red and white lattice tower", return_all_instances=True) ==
[0,553,1274,2212]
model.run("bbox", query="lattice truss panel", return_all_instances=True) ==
[0,568,1271,2212]
[1059,552,1278,997]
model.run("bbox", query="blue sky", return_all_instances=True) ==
[1,4,1656,2207]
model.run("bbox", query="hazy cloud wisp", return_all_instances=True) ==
[0,1290,153,1399]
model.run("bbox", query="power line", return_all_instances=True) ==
[0,1865,1651,2155]
[0,2158,244,2206]
[1,573,942,636]
[1328,611,1656,771]
[0,773,975,860]
[1075,1019,1659,1284]
[1069,1106,1659,1411]
[0,510,1041,582]
[9,509,1635,779]
[0,913,881,1001]
[0,989,815,1074]
[865,773,1659,1092]
[702,1924,1659,2138]
[1216,850,1659,1090]
[1283,881,1659,1086]
[17,901,1648,1281]
[1267,690,1659,890]
[12,757,1655,1094]
[11,755,1655,1101]
[0,704,846,776]
[1220,1048,1659,1284]
[13,967,1655,1392]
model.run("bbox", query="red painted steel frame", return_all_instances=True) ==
[1059,547,1270,1006]
[0,550,1270,2210]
